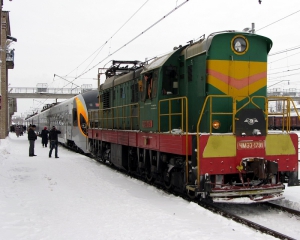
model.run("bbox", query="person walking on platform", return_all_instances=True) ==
[49,126,61,158]
[41,127,49,147]
[15,125,21,137]
[28,125,37,157]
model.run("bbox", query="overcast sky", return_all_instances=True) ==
[4,0,300,116]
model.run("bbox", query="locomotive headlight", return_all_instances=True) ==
[231,35,249,55]
[212,120,221,130]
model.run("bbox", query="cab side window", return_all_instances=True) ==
[162,66,178,95]
[140,70,158,101]
[144,73,153,100]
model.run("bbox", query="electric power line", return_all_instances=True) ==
[256,9,300,32]
[269,45,300,56]
[268,71,300,81]
[63,0,190,90]
[268,63,300,71]
[268,67,300,75]
[63,0,150,79]
[33,1,151,112]
[269,51,300,64]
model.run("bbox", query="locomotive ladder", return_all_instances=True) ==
[158,97,189,185]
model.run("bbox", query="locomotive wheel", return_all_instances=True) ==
[146,172,154,182]
[186,189,196,200]
[164,178,172,190]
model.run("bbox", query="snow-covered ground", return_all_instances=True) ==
[0,133,299,240]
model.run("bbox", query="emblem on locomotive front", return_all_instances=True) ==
[231,35,249,55]
[244,118,258,125]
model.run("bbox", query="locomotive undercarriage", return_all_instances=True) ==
[88,139,292,203]
[192,158,286,203]
[88,139,188,193]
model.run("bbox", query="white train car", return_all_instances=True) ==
[26,90,99,153]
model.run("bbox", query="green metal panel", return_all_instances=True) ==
[184,54,207,132]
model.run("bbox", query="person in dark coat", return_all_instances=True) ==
[48,126,61,158]
[15,125,21,137]
[28,125,37,157]
[41,127,49,148]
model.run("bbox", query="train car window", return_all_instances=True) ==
[162,66,177,95]
[73,109,78,126]
[113,89,116,100]
[188,65,193,82]
[80,114,87,135]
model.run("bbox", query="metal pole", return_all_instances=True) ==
[251,23,255,34]
[0,1,2,98]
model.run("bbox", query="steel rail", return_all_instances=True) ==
[198,201,296,240]
[264,202,300,217]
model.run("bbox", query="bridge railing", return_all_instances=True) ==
[8,87,97,95]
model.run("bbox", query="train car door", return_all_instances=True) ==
[66,106,72,140]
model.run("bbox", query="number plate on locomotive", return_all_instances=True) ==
[237,141,265,150]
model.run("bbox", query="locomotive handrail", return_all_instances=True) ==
[251,96,300,132]
[158,96,188,133]
[266,96,300,132]
[195,95,258,189]
[88,103,139,130]
[196,95,235,188]
[158,96,189,184]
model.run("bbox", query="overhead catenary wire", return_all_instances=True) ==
[43,0,150,112]
[31,0,150,112]
[63,0,150,79]
[34,0,189,111]
[267,67,300,75]
[256,9,300,32]
[268,63,300,71]
[268,72,300,81]
[269,45,300,56]
[269,51,300,64]
[63,0,190,90]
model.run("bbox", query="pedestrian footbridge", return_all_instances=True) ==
[8,86,97,99]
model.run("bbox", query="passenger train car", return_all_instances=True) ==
[26,90,99,153]
[88,30,299,203]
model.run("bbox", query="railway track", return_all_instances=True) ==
[64,147,300,240]
[264,202,300,217]
[198,201,297,240]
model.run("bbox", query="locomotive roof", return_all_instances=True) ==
[141,50,176,74]
[101,68,143,90]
